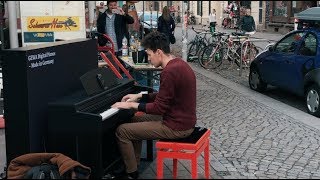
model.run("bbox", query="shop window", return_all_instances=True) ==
[273,1,288,17]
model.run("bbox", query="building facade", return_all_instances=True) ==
[185,1,319,34]
[136,1,319,34]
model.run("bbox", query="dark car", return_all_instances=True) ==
[249,28,320,117]
[138,11,162,36]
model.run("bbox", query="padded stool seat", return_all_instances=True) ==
[156,127,211,179]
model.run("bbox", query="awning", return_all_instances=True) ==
[294,7,320,21]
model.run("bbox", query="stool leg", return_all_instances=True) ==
[205,140,210,179]
[157,155,163,179]
[191,156,197,179]
[173,158,178,179]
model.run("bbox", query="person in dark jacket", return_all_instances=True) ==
[110,31,196,179]
[157,6,175,44]
[240,8,256,33]
[96,0,134,55]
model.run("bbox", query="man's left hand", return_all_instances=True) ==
[119,8,125,15]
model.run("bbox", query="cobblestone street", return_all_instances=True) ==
[138,26,320,179]
[192,65,320,179]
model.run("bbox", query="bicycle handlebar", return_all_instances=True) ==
[191,26,210,34]
[213,32,229,36]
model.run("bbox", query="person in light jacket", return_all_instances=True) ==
[209,9,217,33]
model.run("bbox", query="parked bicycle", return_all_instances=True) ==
[200,32,242,69]
[236,31,263,68]
[187,26,212,62]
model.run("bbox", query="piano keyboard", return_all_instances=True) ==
[99,91,148,120]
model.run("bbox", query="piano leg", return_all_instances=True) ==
[146,140,154,161]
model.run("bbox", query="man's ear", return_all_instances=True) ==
[157,49,164,55]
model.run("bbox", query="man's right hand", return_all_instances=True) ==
[121,94,142,102]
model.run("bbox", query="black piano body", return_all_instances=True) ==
[47,78,152,179]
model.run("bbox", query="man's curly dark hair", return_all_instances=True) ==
[141,31,170,54]
[107,1,117,5]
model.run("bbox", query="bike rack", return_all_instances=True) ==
[239,38,277,76]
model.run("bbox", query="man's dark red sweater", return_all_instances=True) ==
[138,58,196,131]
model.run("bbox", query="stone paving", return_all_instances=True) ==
[136,62,320,179]
[191,66,320,179]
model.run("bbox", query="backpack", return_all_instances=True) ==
[24,163,61,179]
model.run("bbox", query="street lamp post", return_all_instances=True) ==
[8,1,18,48]
[182,1,188,61]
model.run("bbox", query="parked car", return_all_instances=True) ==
[248,28,320,117]
[138,11,162,34]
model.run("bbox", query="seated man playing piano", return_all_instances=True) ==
[111,31,197,179]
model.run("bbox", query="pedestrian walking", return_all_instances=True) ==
[157,6,176,44]
[209,9,217,33]
[240,8,256,33]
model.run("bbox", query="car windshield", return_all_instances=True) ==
[139,13,161,22]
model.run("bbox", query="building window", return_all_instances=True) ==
[168,1,172,7]
[259,1,263,23]
[292,1,315,15]
[197,1,202,16]
[273,1,288,17]
[240,1,251,9]
[154,2,159,11]
[209,1,211,15]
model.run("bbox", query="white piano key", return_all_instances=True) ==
[100,108,119,121]
[99,91,146,120]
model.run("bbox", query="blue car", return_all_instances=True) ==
[249,28,320,117]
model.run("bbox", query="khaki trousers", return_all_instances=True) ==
[115,114,194,173]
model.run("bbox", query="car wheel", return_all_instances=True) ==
[249,66,267,92]
[306,84,320,117]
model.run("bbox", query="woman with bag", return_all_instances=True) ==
[157,6,176,44]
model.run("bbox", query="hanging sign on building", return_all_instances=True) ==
[20,1,86,47]
[26,17,80,32]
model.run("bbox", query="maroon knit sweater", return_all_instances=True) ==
[138,58,196,131]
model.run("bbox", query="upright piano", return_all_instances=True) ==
[47,68,152,179]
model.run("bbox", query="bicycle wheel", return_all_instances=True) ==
[242,44,260,67]
[196,41,207,60]
[233,47,242,67]
[199,44,223,69]
[187,41,206,62]
[187,42,198,62]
